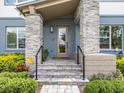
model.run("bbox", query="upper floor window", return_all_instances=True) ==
[5,0,16,5]
[6,27,25,50]
[100,25,123,50]
[18,0,28,3]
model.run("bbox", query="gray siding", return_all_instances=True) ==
[0,16,124,55]
[100,16,124,25]
[0,18,25,54]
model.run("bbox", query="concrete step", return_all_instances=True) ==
[37,67,82,71]
[36,75,84,79]
[37,78,89,85]
[37,68,82,72]
[34,62,88,85]
[38,64,81,67]
[35,71,83,76]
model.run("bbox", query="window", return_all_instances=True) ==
[100,25,123,50]
[18,0,28,3]
[4,0,16,5]
[7,27,25,49]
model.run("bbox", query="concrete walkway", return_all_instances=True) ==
[40,85,80,93]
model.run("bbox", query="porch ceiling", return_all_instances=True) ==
[17,0,80,21]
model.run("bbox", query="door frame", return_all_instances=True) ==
[57,26,68,57]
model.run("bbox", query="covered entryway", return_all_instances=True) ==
[16,0,116,85]
[17,0,80,59]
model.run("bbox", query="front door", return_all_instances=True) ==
[57,27,68,57]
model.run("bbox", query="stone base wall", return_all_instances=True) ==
[25,14,43,73]
[80,54,116,78]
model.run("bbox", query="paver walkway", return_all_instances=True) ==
[40,85,80,93]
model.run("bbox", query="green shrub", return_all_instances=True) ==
[0,53,25,72]
[113,69,123,80]
[116,54,124,59]
[117,55,124,75]
[90,73,114,81]
[0,72,29,78]
[85,80,124,93]
[0,72,37,93]
[90,69,123,81]
[85,80,100,93]
[0,78,37,93]
[112,80,124,93]
[42,49,49,62]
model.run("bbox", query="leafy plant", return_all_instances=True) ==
[0,72,29,78]
[90,69,123,81]
[0,72,37,93]
[42,49,49,62]
[16,63,29,72]
[0,53,25,72]
[113,69,123,80]
[116,55,124,75]
[0,78,37,93]
[85,80,124,93]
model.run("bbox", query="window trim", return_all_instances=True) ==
[100,25,123,51]
[6,26,25,50]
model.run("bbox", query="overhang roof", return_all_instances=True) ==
[17,0,80,21]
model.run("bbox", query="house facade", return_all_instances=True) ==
[0,0,124,55]
[0,0,122,78]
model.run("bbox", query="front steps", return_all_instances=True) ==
[34,63,89,85]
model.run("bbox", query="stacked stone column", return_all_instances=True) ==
[25,14,43,72]
[80,0,100,54]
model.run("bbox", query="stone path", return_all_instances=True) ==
[40,85,80,93]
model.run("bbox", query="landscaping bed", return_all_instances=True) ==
[83,54,124,93]
[0,53,39,93]
[0,72,37,93]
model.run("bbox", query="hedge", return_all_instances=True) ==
[0,53,25,72]
[0,72,29,78]
[0,78,37,93]
[0,72,37,93]
[85,80,124,93]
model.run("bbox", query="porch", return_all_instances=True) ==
[16,0,100,59]
[16,0,116,84]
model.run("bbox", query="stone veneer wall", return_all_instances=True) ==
[79,53,116,78]
[78,0,116,78]
[80,0,100,54]
[25,14,43,72]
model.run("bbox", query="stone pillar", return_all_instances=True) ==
[80,0,100,54]
[25,14,43,72]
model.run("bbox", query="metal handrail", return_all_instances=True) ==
[35,45,43,80]
[77,46,85,80]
